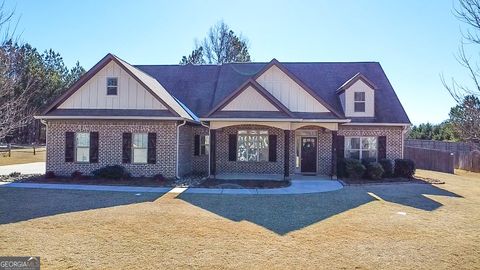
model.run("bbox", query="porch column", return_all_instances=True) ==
[210,129,216,176]
[331,131,337,178]
[284,130,290,178]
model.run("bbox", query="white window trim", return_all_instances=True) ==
[200,135,210,155]
[106,77,118,96]
[354,91,366,113]
[344,136,378,160]
[75,132,90,163]
[237,130,269,162]
[132,133,148,164]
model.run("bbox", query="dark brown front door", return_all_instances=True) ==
[301,137,317,173]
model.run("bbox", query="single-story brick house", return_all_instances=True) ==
[36,54,410,179]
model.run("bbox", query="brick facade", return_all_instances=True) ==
[215,125,285,174]
[178,124,193,177]
[46,120,177,177]
[45,120,404,179]
[337,125,404,161]
[191,126,209,174]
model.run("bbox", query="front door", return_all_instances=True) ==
[301,137,317,173]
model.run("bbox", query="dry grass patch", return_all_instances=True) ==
[0,169,479,269]
[0,148,45,165]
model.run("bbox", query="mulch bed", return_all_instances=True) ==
[341,176,445,185]
[198,179,291,189]
[1,174,207,188]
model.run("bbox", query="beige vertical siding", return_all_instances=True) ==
[256,65,329,113]
[222,86,279,111]
[58,61,167,110]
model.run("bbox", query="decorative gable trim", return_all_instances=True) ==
[253,59,343,118]
[207,79,294,117]
[41,54,195,120]
[336,73,378,93]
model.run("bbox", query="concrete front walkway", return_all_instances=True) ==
[0,180,343,195]
[0,162,46,175]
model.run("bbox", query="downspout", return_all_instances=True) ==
[40,119,48,172]
[200,121,210,177]
[401,125,410,158]
[176,120,187,179]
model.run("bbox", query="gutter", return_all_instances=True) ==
[342,122,411,127]
[33,115,195,122]
[199,118,351,123]
[176,120,187,179]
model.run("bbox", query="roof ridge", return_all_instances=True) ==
[134,61,380,67]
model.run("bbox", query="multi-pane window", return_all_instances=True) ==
[345,137,377,160]
[107,77,118,95]
[354,92,366,112]
[132,133,148,163]
[75,132,90,162]
[237,130,269,162]
[200,135,210,155]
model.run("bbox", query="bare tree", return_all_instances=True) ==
[180,21,251,65]
[441,0,480,102]
[0,44,37,140]
[440,0,480,142]
[0,4,39,141]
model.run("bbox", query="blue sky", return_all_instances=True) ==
[5,0,470,124]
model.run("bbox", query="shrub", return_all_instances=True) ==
[394,159,416,178]
[378,159,394,178]
[361,158,377,167]
[360,158,376,178]
[71,170,83,179]
[366,162,384,180]
[45,171,56,179]
[92,165,130,179]
[8,171,21,177]
[154,173,166,181]
[336,158,347,178]
[344,158,366,179]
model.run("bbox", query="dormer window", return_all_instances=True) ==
[107,77,118,95]
[354,92,365,112]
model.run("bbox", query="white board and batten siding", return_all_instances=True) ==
[256,65,329,113]
[222,86,279,111]
[58,61,167,110]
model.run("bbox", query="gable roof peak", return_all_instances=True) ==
[251,58,343,118]
[40,53,196,121]
[207,77,294,117]
[336,72,378,93]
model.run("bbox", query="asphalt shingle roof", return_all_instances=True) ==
[135,61,410,124]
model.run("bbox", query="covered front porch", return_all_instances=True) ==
[206,120,343,180]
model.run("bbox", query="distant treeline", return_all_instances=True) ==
[1,41,85,144]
